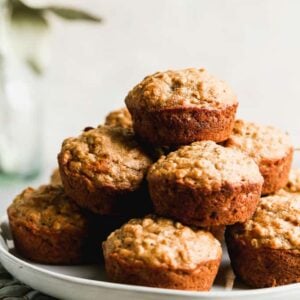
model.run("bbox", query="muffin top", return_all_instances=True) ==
[225,120,292,162]
[103,215,221,270]
[125,68,237,111]
[284,169,300,193]
[50,168,62,186]
[148,141,263,190]
[104,107,133,129]
[230,193,300,250]
[7,185,87,231]
[58,126,152,190]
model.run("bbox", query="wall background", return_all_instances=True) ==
[2,0,300,211]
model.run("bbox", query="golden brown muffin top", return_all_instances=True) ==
[103,215,222,270]
[104,107,133,129]
[7,185,87,231]
[50,168,62,186]
[59,126,152,189]
[284,169,300,193]
[225,120,293,162]
[230,193,300,250]
[148,141,263,190]
[125,68,237,111]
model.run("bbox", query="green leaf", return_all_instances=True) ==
[26,56,43,75]
[8,7,50,75]
[47,7,101,22]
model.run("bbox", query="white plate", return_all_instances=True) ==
[0,217,299,300]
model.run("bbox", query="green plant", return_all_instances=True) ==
[0,0,101,74]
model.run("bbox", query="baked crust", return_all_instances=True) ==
[125,68,238,146]
[128,105,238,146]
[225,120,293,195]
[125,68,237,110]
[225,230,300,288]
[149,179,262,227]
[7,185,89,264]
[148,141,263,226]
[104,107,133,129]
[103,215,222,290]
[259,148,293,194]
[104,254,221,291]
[58,126,153,215]
[225,193,300,287]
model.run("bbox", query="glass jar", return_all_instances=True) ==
[0,6,42,182]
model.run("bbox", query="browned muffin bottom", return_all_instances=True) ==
[148,141,263,227]
[7,185,89,264]
[104,107,133,129]
[50,168,62,186]
[103,215,222,291]
[225,120,293,195]
[125,68,238,146]
[226,193,300,288]
[58,126,153,215]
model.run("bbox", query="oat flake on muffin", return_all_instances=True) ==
[58,126,153,215]
[148,141,263,227]
[7,185,89,264]
[103,215,222,290]
[125,68,238,146]
[226,192,300,287]
[104,107,133,129]
[225,119,293,195]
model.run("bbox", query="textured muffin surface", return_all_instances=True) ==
[103,215,221,270]
[225,120,292,161]
[104,107,133,129]
[126,68,237,110]
[148,141,263,189]
[230,193,300,250]
[59,126,152,190]
[8,185,86,230]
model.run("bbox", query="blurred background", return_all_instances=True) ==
[1,0,300,213]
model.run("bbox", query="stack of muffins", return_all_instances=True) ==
[7,68,300,291]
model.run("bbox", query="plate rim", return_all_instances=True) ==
[0,215,299,298]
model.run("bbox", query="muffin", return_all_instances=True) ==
[284,168,300,193]
[125,68,238,146]
[58,126,153,215]
[226,192,300,288]
[103,215,222,291]
[204,226,225,242]
[225,120,293,195]
[148,141,263,227]
[104,107,133,129]
[50,168,62,186]
[7,185,89,264]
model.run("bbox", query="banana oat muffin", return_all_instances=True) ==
[58,126,153,215]
[148,141,263,227]
[225,120,293,195]
[284,169,300,193]
[103,215,222,290]
[50,168,62,186]
[7,185,89,264]
[226,192,300,288]
[104,107,133,129]
[125,68,238,146]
